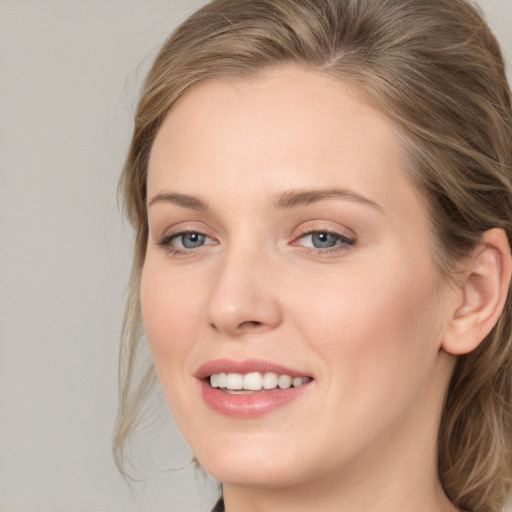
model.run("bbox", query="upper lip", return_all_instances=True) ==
[195,358,312,380]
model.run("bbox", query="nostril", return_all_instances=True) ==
[208,320,262,332]
[239,320,263,329]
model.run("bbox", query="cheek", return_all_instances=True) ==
[140,260,213,432]
[291,263,448,457]
[140,261,203,381]
[291,255,446,391]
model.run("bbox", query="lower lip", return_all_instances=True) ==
[200,380,311,418]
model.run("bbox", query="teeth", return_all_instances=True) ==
[292,376,303,387]
[278,374,292,389]
[209,372,311,391]
[262,372,278,389]
[226,373,243,390]
[243,372,263,391]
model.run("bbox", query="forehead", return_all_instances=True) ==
[147,66,419,217]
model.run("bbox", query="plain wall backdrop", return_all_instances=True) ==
[0,1,511,511]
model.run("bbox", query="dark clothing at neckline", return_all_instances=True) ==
[212,497,225,512]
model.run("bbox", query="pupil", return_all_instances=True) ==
[312,232,338,249]
[182,233,205,248]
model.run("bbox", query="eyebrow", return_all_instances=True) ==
[147,188,383,212]
[147,192,207,211]
[273,188,383,212]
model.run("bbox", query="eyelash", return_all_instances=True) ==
[292,228,356,255]
[157,230,216,256]
[156,228,356,256]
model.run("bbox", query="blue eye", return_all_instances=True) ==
[158,231,214,253]
[309,232,340,249]
[176,232,206,249]
[298,231,355,251]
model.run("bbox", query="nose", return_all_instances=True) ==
[205,246,283,337]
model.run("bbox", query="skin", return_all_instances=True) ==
[142,66,467,512]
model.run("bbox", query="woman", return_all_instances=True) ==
[115,0,512,511]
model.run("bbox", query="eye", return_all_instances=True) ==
[158,230,216,253]
[303,232,342,249]
[294,230,356,252]
[174,232,208,249]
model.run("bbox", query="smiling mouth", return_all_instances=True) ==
[208,371,312,394]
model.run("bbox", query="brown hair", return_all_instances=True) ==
[115,1,512,510]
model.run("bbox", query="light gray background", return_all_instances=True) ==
[1,1,511,511]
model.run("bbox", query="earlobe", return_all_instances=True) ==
[442,228,512,356]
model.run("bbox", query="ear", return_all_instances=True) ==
[442,228,512,356]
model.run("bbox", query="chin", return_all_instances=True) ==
[203,460,303,489]
[193,435,321,489]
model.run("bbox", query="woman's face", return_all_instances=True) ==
[142,67,458,490]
